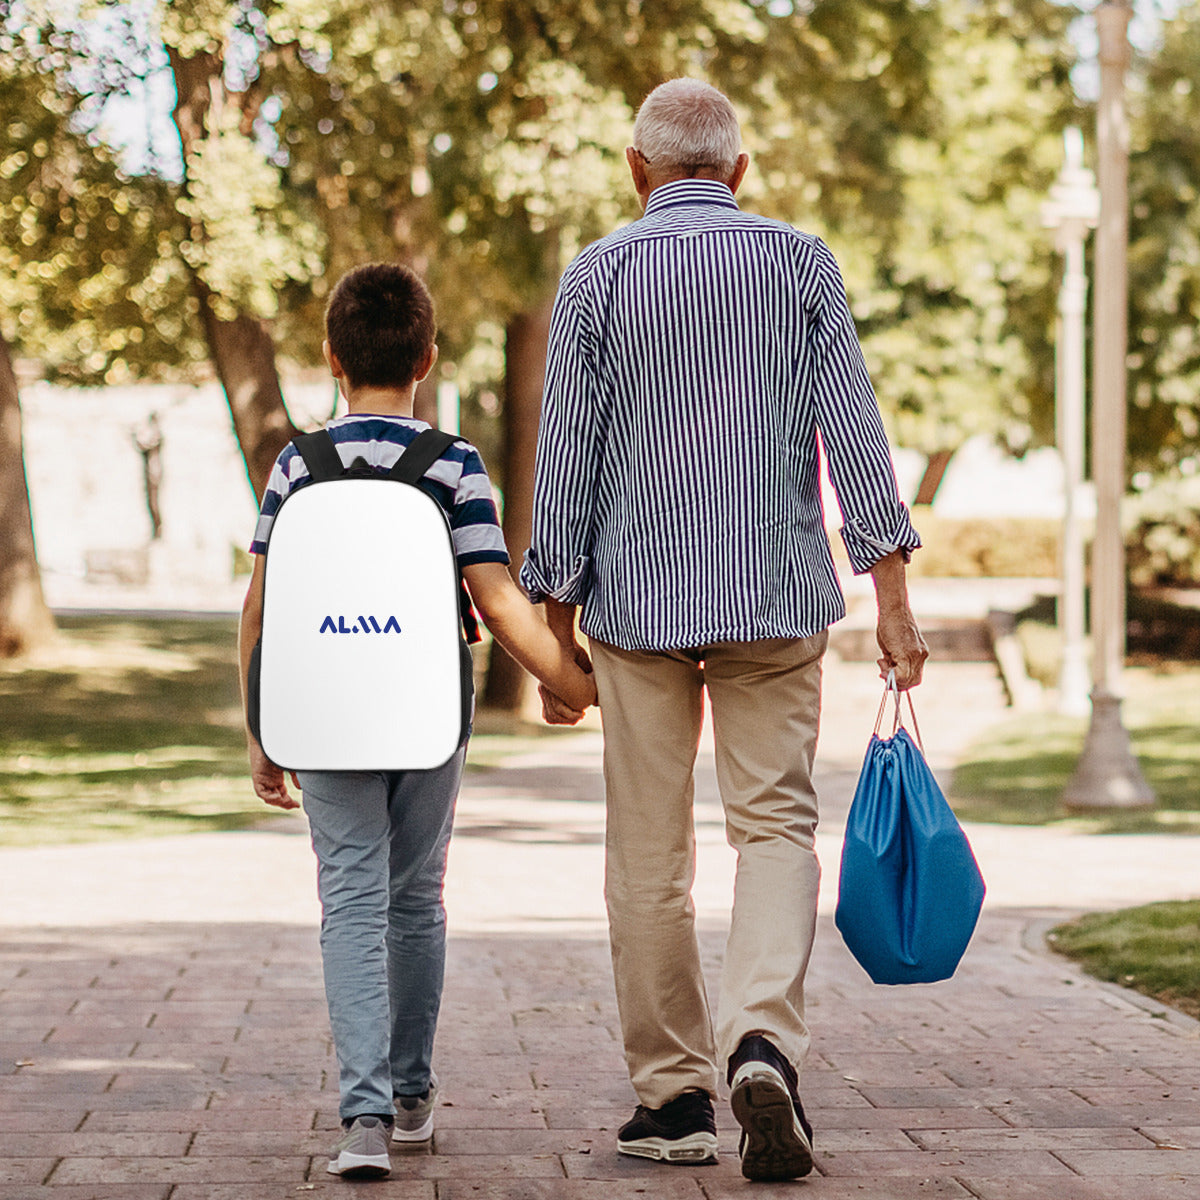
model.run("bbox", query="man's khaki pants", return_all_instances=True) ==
[591,631,827,1109]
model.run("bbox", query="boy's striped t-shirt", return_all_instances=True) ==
[249,414,509,569]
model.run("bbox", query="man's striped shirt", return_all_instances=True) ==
[250,414,509,569]
[520,178,919,652]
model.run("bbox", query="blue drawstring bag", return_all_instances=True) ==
[835,676,985,985]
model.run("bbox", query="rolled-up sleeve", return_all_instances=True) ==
[519,281,599,604]
[808,240,921,574]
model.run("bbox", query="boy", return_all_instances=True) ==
[238,263,596,1180]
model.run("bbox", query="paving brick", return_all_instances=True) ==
[1138,1126,1200,1149]
[0,1159,55,1185]
[78,1107,318,1132]
[702,1181,974,1199]
[0,1112,88,1133]
[433,1105,547,1129]
[49,1155,310,1184]
[433,1129,602,1157]
[373,1154,566,1180]
[1054,1147,1200,1176]
[909,1126,1155,1151]
[172,1187,433,1200]
[0,1187,170,1200]
[818,1107,1009,1131]
[967,1181,1200,1200]
[0,1132,191,1157]
[437,1181,704,1199]
[815,1149,1079,1177]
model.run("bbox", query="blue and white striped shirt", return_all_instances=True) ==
[520,178,919,652]
[250,414,509,569]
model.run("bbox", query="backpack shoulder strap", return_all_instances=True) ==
[388,428,462,485]
[388,429,482,645]
[292,430,346,482]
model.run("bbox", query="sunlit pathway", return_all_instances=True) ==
[2,656,1198,1198]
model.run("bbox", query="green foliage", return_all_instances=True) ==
[1049,900,1200,1021]
[0,9,203,382]
[1125,470,1200,588]
[1128,0,1200,471]
[851,0,1080,454]
[176,109,323,319]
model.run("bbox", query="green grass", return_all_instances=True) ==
[1049,901,1200,1021]
[949,665,1200,831]
[0,616,270,845]
[0,615,587,846]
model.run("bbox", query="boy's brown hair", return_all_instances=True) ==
[324,263,436,390]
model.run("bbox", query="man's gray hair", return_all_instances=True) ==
[633,79,741,175]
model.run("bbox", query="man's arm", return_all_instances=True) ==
[538,598,590,725]
[462,563,596,713]
[237,556,300,809]
[869,550,928,690]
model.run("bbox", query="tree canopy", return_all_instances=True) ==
[2,0,1197,472]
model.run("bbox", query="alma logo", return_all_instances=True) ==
[319,615,402,634]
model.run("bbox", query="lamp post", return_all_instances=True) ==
[1042,127,1098,718]
[1062,0,1154,811]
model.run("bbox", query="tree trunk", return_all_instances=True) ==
[167,45,298,501]
[0,334,56,658]
[913,447,954,507]
[483,297,555,711]
[196,291,299,499]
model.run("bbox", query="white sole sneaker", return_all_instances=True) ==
[616,1131,719,1163]
[326,1150,391,1178]
[730,1061,813,1181]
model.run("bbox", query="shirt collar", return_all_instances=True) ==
[643,178,741,217]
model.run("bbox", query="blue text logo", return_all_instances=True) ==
[319,615,402,634]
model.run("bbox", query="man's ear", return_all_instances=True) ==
[415,343,439,384]
[626,146,651,207]
[728,152,750,196]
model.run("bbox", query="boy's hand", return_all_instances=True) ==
[539,683,587,726]
[249,742,301,809]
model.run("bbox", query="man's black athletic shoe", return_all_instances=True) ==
[727,1034,814,1182]
[616,1089,719,1164]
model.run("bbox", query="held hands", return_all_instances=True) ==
[541,640,597,726]
[248,740,301,809]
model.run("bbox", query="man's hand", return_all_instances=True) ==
[876,603,929,691]
[249,741,301,810]
[539,683,588,726]
[869,549,929,690]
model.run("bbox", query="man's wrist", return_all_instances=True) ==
[545,598,578,645]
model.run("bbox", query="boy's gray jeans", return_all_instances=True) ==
[298,747,464,1122]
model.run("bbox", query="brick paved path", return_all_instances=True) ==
[2,660,1198,1198]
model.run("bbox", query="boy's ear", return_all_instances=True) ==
[415,343,439,384]
[322,340,345,380]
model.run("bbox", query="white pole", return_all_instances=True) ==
[1063,1,1154,810]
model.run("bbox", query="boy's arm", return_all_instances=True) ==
[238,556,300,809]
[462,562,597,713]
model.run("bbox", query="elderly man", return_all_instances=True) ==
[521,78,927,1182]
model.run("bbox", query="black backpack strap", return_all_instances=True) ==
[388,428,462,484]
[292,430,346,482]
[390,428,483,646]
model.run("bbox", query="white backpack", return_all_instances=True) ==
[247,428,476,771]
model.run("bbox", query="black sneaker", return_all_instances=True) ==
[616,1089,719,1164]
[727,1034,814,1181]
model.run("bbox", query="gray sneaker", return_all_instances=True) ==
[327,1115,392,1178]
[393,1077,438,1143]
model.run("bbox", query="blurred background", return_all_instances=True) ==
[1,1,1198,844]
